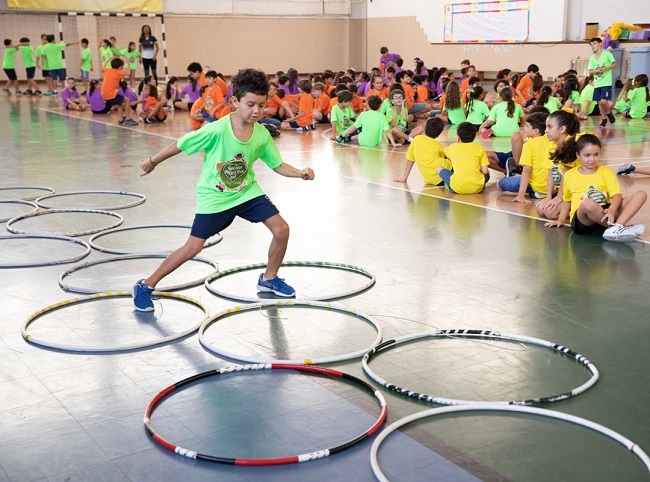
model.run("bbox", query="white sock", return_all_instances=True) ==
[408,136,414,143]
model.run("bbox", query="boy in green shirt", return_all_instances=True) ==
[2,39,22,95]
[336,95,398,147]
[330,89,355,138]
[17,37,39,95]
[132,68,315,312]
[79,38,92,94]
[35,34,50,95]
[41,34,78,95]
[587,37,617,128]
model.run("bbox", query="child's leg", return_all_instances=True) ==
[510,131,525,164]
[392,128,408,142]
[262,214,290,279]
[615,191,647,225]
[497,176,522,195]
[129,70,136,89]
[576,199,607,227]
[145,235,206,288]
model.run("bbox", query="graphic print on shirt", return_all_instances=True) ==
[580,185,607,205]
[216,153,248,192]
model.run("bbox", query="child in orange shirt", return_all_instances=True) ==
[413,75,432,111]
[516,64,539,107]
[264,81,295,122]
[348,84,364,114]
[202,70,226,122]
[366,73,389,100]
[140,84,167,123]
[312,82,332,124]
[281,79,315,132]
[101,57,136,126]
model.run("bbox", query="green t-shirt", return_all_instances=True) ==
[614,95,630,112]
[42,42,66,70]
[385,106,408,131]
[380,98,391,115]
[579,83,596,115]
[588,50,615,88]
[544,96,562,113]
[121,49,140,70]
[354,110,390,147]
[36,44,47,69]
[628,87,649,119]
[176,115,283,214]
[330,103,355,135]
[487,102,523,137]
[466,99,490,125]
[2,47,17,69]
[444,106,466,125]
[80,47,92,72]
[99,46,112,66]
[18,45,35,68]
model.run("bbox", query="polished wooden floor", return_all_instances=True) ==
[2,92,650,482]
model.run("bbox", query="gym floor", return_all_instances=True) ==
[1,94,650,481]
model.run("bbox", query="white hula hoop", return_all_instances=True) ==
[58,253,219,294]
[0,199,38,223]
[370,404,650,482]
[0,185,55,201]
[362,329,599,405]
[89,223,223,255]
[0,234,91,268]
[6,208,124,237]
[199,299,383,365]
[204,261,376,302]
[35,190,146,211]
[22,291,209,353]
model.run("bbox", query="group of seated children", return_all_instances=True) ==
[395,107,647,243]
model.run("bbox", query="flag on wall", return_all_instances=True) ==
[8,0,162,13]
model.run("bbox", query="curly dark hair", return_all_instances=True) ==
[232,68,269,100]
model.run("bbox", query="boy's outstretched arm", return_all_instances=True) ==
[273,163,315,180]
[139,141,182,176]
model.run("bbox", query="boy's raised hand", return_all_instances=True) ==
[301,167,315,180]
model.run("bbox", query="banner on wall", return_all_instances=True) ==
[7,0,162,13]
[444,0,530,43]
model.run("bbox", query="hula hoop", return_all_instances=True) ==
[22,291,209,352]
[6,208,124,237]
[58,253,219,294]
[88,223,223,255]
[145,363,388,466]
[370,404,650,482]
[205,261,376,302]
[35,190,146,211]
[0,199,38,223]
[0,185,55,201]
[0,234,91,268]
[199,299,383,365]
[362,329,599,405]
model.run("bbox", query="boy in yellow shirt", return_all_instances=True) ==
[497,112,550,202]
[437,122,489,194]
[394,117,450,185]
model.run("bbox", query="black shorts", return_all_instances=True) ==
[26,67,36,79]
[190,195,280,240]
[571,206,609,235]
[3,69,17,81]
[104,94,125,108]
[92,105,112,115]
[42,69,50,78]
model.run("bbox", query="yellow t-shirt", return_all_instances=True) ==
[519,135,552,194]
[405,135,451,185]
[444,142,489,194]
[563,165,621,220]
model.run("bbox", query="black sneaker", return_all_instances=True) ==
[599,119,607,128]
[617,163,636,175]
[263,124,280,137]
[34,90,42,95]
[25,90,33,95]
[505,156,517,177]
[607,112,616,124]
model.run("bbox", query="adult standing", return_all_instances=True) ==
[138,25,159,82]
[587,37,617,128]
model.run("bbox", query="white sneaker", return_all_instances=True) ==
[627,224,646,236]
[603,224,637,243]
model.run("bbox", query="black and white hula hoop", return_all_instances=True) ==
[370,404,650,481]
[205,261,376,302]
[0,185,55,201]
[0,199,38,223]
[145,363,388,466]
[22,291,209,352]
[35,190,146,211]
[88,223,223,255]
[58,253,219,294]
[0,234,91,268]
[362,329,599,405]
[6,208,124,237]
[199,299,383,364]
